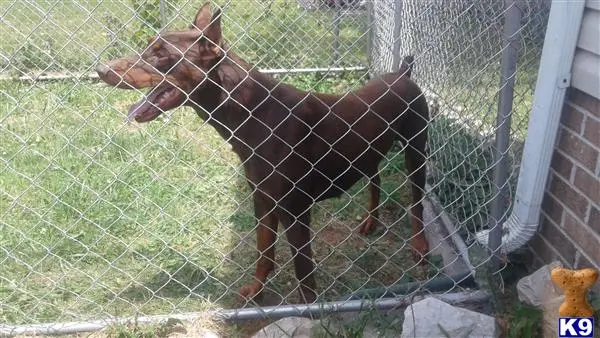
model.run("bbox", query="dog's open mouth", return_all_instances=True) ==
[128,86,185,123]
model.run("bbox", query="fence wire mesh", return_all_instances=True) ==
[1,0,549,334]
[373,0,551,241]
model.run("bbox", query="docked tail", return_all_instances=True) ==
[399,55,414,78]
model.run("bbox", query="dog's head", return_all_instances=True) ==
[96,2,224,122]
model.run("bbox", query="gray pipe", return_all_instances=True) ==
[340,272,475,301]
[475,0,587,254]
[0,290,489,336]
[0,67,368,82]
[488,0,522,268]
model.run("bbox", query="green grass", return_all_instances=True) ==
[313,308,404,338]
[0,0,368,75]
[0,73,432,325]
[426,57,537,236]
[493,282,544,338]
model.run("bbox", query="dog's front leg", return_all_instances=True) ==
[280,209,317,303]
[239,193,278,300]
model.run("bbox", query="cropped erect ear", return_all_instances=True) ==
[203,9,222,47]
[193,2,212,30]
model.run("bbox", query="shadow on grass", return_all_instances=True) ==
[115,139,429,311]
[116,255,228,301]
[115,172,254,306]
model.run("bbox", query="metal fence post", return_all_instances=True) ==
[159,0,167,29]
[366,0,374,78]
[391,0,403,71]
[489,0,523,268]
[332,4,342,67]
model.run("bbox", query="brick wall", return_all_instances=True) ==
[528,88,600,272]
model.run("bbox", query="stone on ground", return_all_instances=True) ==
[251,317,315,338]
[516,261,565,338]
[401,297,499,338]
[516,260,562,307]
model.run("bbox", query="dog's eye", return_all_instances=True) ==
[154,56,173,73]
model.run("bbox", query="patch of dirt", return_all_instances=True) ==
[232,318,274,338]
[318,219,366,248]
[215,183,431,336]
[226,202,429,302]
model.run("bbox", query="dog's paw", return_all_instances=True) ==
[411,237,429,264]
[239,282,263,301]
[357,216,381,235]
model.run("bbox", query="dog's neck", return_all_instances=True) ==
[191,52,277,108]
[188,52,283,158]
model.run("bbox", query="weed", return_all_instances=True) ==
[428,116,496,235]
[314,308,403,338]
[106,324,159,338]
[128,0,180,49]
[504,302,543,338]
[102,13,130,61]
[10,33,55,75]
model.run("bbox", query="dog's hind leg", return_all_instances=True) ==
[239,192,278,300]
[358,174,381,235]
[405,130,429,262]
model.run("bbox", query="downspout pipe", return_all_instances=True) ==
[475,0,586,253]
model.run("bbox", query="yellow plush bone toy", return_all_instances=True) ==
[551,267,599,317]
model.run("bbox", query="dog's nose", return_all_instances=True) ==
[95,63,111,76]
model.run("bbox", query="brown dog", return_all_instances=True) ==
[96,2,429,303]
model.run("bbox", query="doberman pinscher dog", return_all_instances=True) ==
[96,2,429,303]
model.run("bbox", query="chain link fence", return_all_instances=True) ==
[1,0,550,335]
[368,0,550,241]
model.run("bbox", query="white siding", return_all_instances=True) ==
[586,0,600,11]
[571,1,600,99]
[577,8,600,55]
